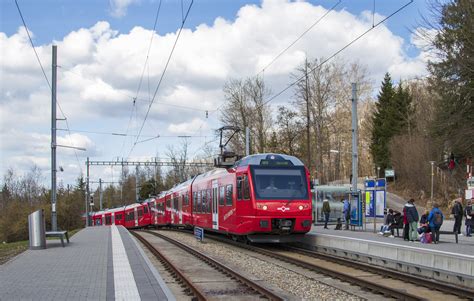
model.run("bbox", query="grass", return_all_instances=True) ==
[0,228,83,265]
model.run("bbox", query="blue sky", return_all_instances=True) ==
[1,0,433,187]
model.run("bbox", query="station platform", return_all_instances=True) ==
[0,225,174,300]
[303,220,474,289]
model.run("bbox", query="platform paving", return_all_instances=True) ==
[0,226,174,301]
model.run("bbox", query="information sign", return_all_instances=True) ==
[194,227,204,242]
[385,169,395,178]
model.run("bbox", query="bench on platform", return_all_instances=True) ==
[438,230,458,243]
[45,231,69,247]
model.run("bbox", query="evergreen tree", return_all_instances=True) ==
[370,74,413,170]
[427,0,474,156]
[371,73,396,170]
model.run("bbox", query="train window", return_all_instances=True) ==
[198,191,202,213]
[219,186,225,206]
[193,192,197,212]
[143,206,149,214]
[243,175,250,200]
[237,176,243,200]
[207,189,212,213]
[226,185,233,206]
[174,197,178,210]
[166,199,170,207]
[138,208,143,217]
[116,214,122,220]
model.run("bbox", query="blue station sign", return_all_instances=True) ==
[194,227,204,242]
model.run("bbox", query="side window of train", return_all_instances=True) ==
[138,208,143,217]
[193,192,197,212]
[206,189,212,213]
[198,191,202,213]
[116,214,122,220]
[237,176,243,200]
[219,186,225,206]
[226,185,233,206]
[243,175,250,200]
[143,205,148,214]
[166,199,170,207]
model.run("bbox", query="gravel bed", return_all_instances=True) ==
[156,230,362,301]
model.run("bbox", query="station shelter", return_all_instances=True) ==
[312,185,362,227]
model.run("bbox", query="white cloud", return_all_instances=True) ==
[109,0,138,18]
[1,0,430,185]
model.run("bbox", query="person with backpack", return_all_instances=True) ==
[342,199,351,230]
[465,200,473,237]
[322,199,331,229]
[428,203,444,244]
[404,199,419,242]
[451,199,463,235]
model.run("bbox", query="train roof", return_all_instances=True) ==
[234,153,305,167]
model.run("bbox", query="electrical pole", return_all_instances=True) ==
[351,83,358,192]
[135,165,139,203]
[86,157,90,227]
[51,45,58,232]
[305,58,312,177]
[99,178,103,211]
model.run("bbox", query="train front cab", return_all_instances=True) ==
[231,154,313,240]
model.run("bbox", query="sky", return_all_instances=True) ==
[0,0,433,189]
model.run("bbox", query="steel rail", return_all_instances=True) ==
[130,230,207,301]
[284,245,474,300]
[165,229,424,300]
[139,230,285,301]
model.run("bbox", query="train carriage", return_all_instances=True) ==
[192,153,312,241]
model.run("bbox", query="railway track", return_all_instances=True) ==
[131,230,285,301]
[162,229,471,301]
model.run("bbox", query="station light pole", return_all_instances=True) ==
[430,161,435,205]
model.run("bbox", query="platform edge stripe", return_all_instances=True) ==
[111,225,141,300]
[311,233,474,259]
[128,230,176,301]
[106,226,115,301]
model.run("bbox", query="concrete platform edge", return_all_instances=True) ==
[127,230,176,301]
[301,233,474,289]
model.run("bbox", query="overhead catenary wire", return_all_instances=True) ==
[256,0,414,110]
[128,0,194,158]
[14,0,83,174]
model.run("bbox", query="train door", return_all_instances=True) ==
[111,213,115,225]
[171,197,175,224]
[134,207,138,227]
[153,202,158,225]
[212,180,218,230]
[179,195,183,224]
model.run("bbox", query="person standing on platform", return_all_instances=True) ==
[405,199,419,242]
[465,200,473,237]
[402,205,409,241]
[451,199,463,235]
[342,199,351,230]
[428,203,444,244]
[322,199,331,229]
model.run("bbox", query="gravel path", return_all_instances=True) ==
[154,230,364,301]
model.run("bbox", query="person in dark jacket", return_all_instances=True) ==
[402,206,409,241]
[322,199,331,229]
[465,200,473,237]
[428,203,444,244]
[418,210,430,234]
[404,199,419,242]
[452,200,463,235]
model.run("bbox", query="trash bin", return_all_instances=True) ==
[28,209,46,250]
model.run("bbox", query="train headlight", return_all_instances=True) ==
[298,205,303,210]
[262,205,268,210]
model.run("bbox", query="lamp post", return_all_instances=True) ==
[430,161,435,205]
[377,166,381,178]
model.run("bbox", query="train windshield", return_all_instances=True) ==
[250,166,308,200]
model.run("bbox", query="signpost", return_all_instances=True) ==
[194,227,204,242]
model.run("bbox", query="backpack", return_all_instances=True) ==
[433,211,443,226]
[420,232,432,244]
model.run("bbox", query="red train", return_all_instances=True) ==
[92,153,313,242]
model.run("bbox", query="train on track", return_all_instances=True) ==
[92,153,313,242]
